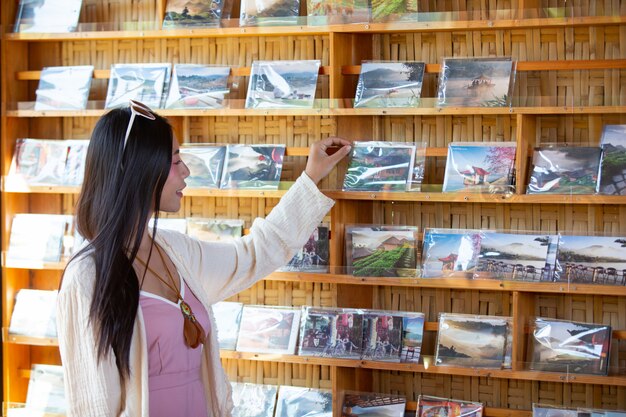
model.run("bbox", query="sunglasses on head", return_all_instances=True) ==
[122,99,156,153]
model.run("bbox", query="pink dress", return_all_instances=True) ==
[139,277,211,417]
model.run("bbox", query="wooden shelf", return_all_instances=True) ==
[4,15,626,42]
[220,351,626,386]
[2,329,58,347]
[6,103,626,118]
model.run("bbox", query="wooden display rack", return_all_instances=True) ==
[2,0,626,415]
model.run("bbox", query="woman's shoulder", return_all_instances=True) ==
[60,250,96,295]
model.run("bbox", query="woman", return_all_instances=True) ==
[57,100,351,416]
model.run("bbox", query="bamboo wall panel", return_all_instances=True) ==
[370,371,626,409]
[222,359,333,389]
[81,0,157,25]
[227,281,336,307]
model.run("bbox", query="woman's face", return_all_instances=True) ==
[160,137,190,212]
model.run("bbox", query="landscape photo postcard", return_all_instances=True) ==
[555,235,626,285]
[7,214,71,264]
[274,386,332,417]
[347,227,418,277]
[220,144,285,189]
[526,147,602,195]
[235,306,301,354]
[342,142,417,192]
[166,64,230,109]
[361,312,403,362]
[435,313,509,368]
[370,0,418,22]
[163,0,224,28]
[187,218,243,242]
[179,145,226,188]
[342,392,407,417]
[278,225,330,273]
[306,0,370,24]
[231,382,278,417]
[9,289,58,339]
[245,60,320,109]
[437,57,515,107]
[475,232,552,281]
[354,62,425,108]
[532,404,579,417]
[529,318,611,375]
[8,139,88,187]
[14,0,82,33]
[105,63,171,109]
[442,142,516,194]
[399,312,425,364]
[598,124,626,195]
[421,229,482,278]
[211,301,243,350]
[35,66,93,111]
[239,0,300,26]
[25,364,66,415]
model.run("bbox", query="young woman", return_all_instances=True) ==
[57,100,351,417]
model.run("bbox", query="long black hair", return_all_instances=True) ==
[69,106,173,380]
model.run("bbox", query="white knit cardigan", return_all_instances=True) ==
[57,173,334,416]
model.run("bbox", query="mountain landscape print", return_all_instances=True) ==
[556,235,626,285]
[354,61,425,108]
[598,124,626,195]
[527,147,602,194]
[163,0,224,27]
[476,232,551,281]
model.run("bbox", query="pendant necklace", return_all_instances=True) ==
[135,243,206,349]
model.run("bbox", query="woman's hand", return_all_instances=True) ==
[305,137,352,185]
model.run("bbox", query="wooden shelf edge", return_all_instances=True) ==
[220,351,626,386]
[2,328,58,346]
[6,105,626,118]
[5,15,625,42]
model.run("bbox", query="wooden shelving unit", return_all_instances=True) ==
[2,0,626,415]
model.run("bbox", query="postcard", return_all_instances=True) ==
[231,382,278,417]
[437,57,515,107]
[346,226,418,277]
[163,0,223,28]
[166,64,230,109]
[342,391,406,416]
[24,364,66,414]
[342,142,417,192]
[105,63,171,109]
[180,145,226,188]
[529,318,611,375]
[14,0,82,32]
[306,0,370,24]
[421,228,482,278]
[598,125,626,195]
[7,214,72,264]
[370,0,418,22]
[245,60,320,109]
[236,306,301,354]
[211,301,243,350]
[35,66,93,110]
[532,404,578,417]
[361,311,403,362]
[527,147,602,194]
[436,313,509,368]
[555,235,626,285]
[278,225,330,273]
[9,289,58,339]
[475,232,552,281]
[354,61,425,108]
[298,307,337,357]
[331,310,363,359]
[275,386,332,417]
[187,218,244,242]
[418,396,463,417]
[442,142,516,194]
[240,0,300,26]
[399,312,425,364]
[220,144,285,189]
[8,139,89,187]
